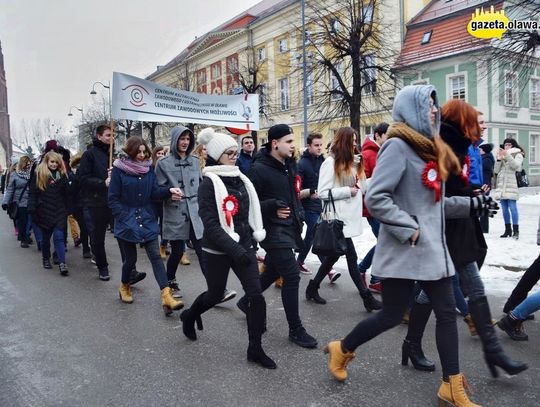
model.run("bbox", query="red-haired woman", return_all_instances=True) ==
[404,99,527,378]
[305,127,381,312]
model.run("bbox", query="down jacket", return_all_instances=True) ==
[2,172,30,208]
[77,138,112,208]
[494,147,524,200]
[27,171,69,230]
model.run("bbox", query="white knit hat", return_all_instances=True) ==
[197,127,238,161]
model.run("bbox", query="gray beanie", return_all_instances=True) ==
[392,85,440,138]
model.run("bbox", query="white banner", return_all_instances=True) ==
[112,72,259,130]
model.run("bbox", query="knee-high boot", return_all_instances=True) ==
[403,302,436,371]
[246,295,276,369]
[180,293,210,341]
[468,296,528,377]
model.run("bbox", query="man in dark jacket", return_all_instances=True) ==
[479,142,495,233]
[236,134,256,175]
[245,124,317,349]
[77,125,114,281]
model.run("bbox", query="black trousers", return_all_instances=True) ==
[504,254,540,313]
[166,223,204,280]
[72,207,90,252]
[88,206,112,270]
[342,277,459,378]
[16,207,29,242]
[259,248,302,331]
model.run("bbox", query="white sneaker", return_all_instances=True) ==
[327,269,341,284]
[219,288,237,304]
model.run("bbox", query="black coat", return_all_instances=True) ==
[28,171,69,230]
[440,121,487,268]
[481,152,495,189]
[248,148,304,250]
[297,149,324,213]
[198,173,254,258]
[77,139,111,207]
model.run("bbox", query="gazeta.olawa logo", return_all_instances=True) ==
[467,5,539,39]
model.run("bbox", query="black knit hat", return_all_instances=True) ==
[266,124,293,145]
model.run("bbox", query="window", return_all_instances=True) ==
[306,72,314,106]
[330,19,341,33]
[505,71,518,106]
[226,56,238,74]
[449,74,466,100]
[421,31,432,44]
[330,62,343,101]
[364,125,374,136]
[531,133,540,164]
[530,78,540,110]
[505,130,517,140]
[278,38,288,53]
[362,3,374,23]
[211,63,222,80]
[257,47,266,62]
[196,70,206,85]
[258,84,267,114]
[362,53,376,95]
[279,78,289,110]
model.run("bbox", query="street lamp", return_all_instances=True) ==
[90,81,112,120]
[68,105,83,117]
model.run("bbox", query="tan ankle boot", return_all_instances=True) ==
[119,283,133,304]
[159,245,167,259]
[323,340,356,382]
[437,374,482,406]
[161,287,184,316]
[180,253,190,265]
[274,276,283,288]
[463,314,477,336]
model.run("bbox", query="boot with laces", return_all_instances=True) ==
[323,340,356,382]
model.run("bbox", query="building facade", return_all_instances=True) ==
[0,40,12,169]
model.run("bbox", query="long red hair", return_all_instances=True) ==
[440,99,482,143]
[331,127,364,183]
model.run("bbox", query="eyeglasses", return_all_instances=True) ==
[224,150,238,158]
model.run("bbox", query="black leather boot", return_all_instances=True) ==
[43,258,52,269]
[497,314,529,341]
[246,295,276,369]
[179,293,208,341]
[469,296,528,377]
[401,340,435,371]
[512,224,520,240]
[500,224,512,238]
[403,301,435,371]
[360,290,382,312]
[306,280,327,304]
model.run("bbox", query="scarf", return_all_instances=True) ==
[16,170,31,180]
[202,165,266,243]
[386,122,436,163]
[113,158,151,176]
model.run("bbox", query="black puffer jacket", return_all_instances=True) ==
[198,171,253,258]
[28,171,69,230]
[440,121,487,268]
[297,149,324,213]
[77,138,111,207]
[248,148,304,250]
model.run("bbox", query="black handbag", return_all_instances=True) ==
[7,182,28,220]
[515,169,529,188]
[312,190,347,257]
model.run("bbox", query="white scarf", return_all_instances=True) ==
[202,165,266,243]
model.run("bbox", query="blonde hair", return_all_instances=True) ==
[36,151,66,191]
[17,155,31,172]
[193,144,207,170]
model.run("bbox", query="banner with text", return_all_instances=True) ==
[112,72,259,130]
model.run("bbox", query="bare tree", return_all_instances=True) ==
[143,122,161,148]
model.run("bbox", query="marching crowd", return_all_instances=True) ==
[1,84,539,407]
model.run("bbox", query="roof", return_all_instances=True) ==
[395,0,502,68]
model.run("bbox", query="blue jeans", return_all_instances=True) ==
[512,290,540,320]
[118,238,168,289]
[358,217,380,284]
[458,262,485,302]
[500,199,519,225]
[41,227,66,263]
[296,209,324,264]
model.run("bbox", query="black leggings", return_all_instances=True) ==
[166,223,204,281]
[342,277,459,378]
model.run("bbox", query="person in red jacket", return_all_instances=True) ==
[358,122,389,294]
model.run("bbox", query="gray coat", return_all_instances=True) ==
[2,172,30,208]
[155,126,203,241]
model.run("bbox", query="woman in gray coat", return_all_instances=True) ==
[323,85,488,406]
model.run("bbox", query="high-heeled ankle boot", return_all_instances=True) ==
[360,290,382,312]
[179,293,207,340]
[500,224,512,238]
[469,296,528,377]
[401,340,435,371]
[246,295,276,369]
[323,340,356,381]
[161,287,184,316]
[306,280,326,304]
[512,224,519,240]
[437,373,481,407]
[119,283,133,303]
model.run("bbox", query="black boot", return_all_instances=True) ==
[401,340,435,371]
[179,293,207,341]
[43,258,52,269]
[469,296,528,377]
[360,290,382,312]
[306,280,326,304]
[500,224,512,238]
[512,225,520,240]
[246,295,276,369]
[129,269,147,285]
[497,314,529,341]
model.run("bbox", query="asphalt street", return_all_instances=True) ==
[0,213,539,407]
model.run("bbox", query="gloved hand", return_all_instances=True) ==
[1,204,7,211]
[237,252,252,268]
[471,195,499,218]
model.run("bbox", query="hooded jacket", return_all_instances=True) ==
[494,147,524,200]
[361,137,380,217]
[248,147,304,250]
[2,172,30,208]
[77,138,112,207]
[365,85,471,281]
[297,149,324,213]
[155,126,204,241]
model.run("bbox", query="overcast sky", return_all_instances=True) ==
[0,0,261,138]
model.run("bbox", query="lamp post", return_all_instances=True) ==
[301,0,308,146]
[67,105,83,118]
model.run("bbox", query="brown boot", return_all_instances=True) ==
[323,340,356,382]
[274,276,283,288]
[161,287,184,316]
[180,253,190,265]
[119,283,133,304]
[463,314,477,336]
[159,245,167,259]
[437,374,482,406]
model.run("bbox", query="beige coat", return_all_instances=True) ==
[494,147,524,200]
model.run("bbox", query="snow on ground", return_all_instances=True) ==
[303,186,540,298]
